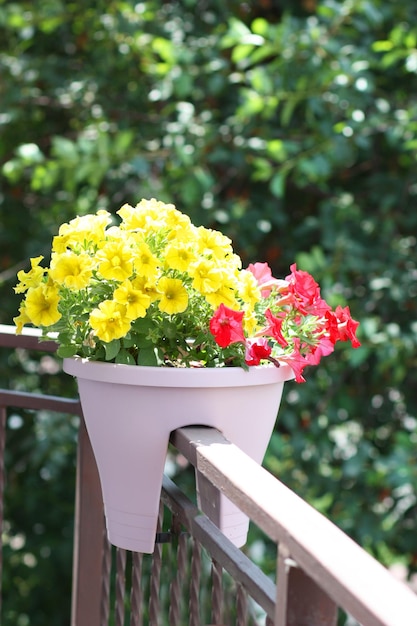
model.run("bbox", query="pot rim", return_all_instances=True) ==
[63,356,294,388]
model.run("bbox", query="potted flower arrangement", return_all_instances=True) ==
[14,198,360,553]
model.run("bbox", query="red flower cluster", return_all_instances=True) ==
[209,263,360,383]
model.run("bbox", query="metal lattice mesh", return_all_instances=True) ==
[101,502,272,626]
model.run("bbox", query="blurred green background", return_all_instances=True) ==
[1,0,416,624]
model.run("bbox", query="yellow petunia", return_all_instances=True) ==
[238,269,262,308]
[243,309,260,336]
[14,256,46,294]
[196,226,235,261]
[97,241,133,281]
[132,276,160,303]
[118,199,176,232]
[161,206,192,231]
[49,251,94,290]
[157,277,188,314]
[113,280,151,320]
[134,242,160,279]
[24,284,62,327]
[56,210,112,249]
[89,300,131,343]
[204,286,239,310]
[164,242,197,272]
[13,305,32,334]
[190,260,223,294]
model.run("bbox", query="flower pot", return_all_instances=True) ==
[63,357,293,553]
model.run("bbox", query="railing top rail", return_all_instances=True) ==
[172,426,417,626]
[0,324,80,413]
[0,324,57,352]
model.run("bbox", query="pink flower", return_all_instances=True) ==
[209,303,245,348]
[245,337,272,366]
[246,262,287,297]
[278,338,308,383]
[306,337,335,366]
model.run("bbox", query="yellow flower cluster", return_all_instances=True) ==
[14,199,261,358]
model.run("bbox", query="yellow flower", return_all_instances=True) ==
[238,270,261,308]
[57,211,112,249]
[162,206,192,231]
[243,309,259,336]
[190,260,223,294]
[13,305,32,334]
[132,276,160,303]
[14,256,46,294]
[196,226,235,261]
[89,300,131,342]
[118,199,176,232]
[204,286,239,309]
[97,241,133,281]
[157,277,188,314]
[134,242,160,279]
[49,251,94,289]
[113,280,151,320]
[164,242,197,272]
[24,284,62,327]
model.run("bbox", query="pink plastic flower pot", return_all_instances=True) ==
[63,357,293,553]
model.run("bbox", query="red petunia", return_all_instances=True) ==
[264,308,288,347]
[245,337,272,366]
[286,263,320,303]
[325,310,340,344]
[334,305,361,348]
[209,303,245,348]
[285,263,331,315]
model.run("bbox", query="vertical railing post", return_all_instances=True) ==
[275,543,338,626]
[71,417,106,626]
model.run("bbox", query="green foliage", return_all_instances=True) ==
[1,0,417,622]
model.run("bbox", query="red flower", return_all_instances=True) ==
[286,263,320,302]
[334,305,361,347]
[209,303,245,348]
[245,338,272,366]
[286,263,331,315]
[263,309,288,347]
[325,310,340,344]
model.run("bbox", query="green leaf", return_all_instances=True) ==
[270,171,287,198]
[372,40,394,52]
[133,318,155,335]
[232,43,255,64]
[251,17,269,37]
[281,98,297,127]
[137,347,158,366]
[56,345,78,358]
[122,334,137,348]
[115,350,136,365]
[104,339,121,361]
[51,136,79,163]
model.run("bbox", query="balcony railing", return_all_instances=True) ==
[1,323,417,626]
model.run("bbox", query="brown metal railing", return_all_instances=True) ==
[1,323,417,626]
